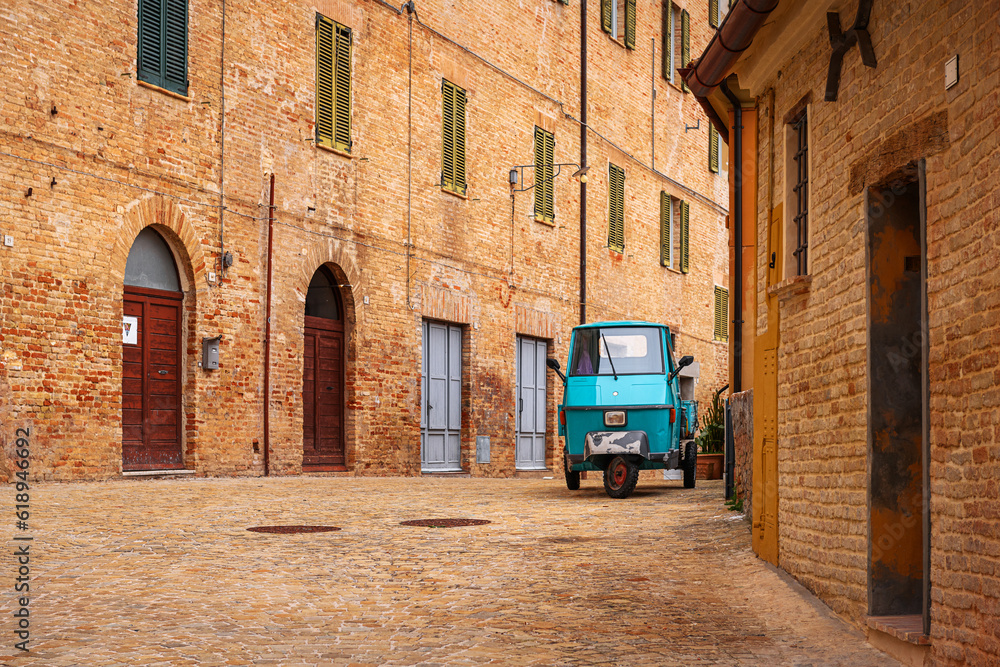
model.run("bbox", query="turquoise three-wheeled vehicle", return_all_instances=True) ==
[547,321,698,499]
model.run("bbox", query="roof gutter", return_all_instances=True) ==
[680,0,778,134]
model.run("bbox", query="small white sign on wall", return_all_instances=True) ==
[122,316,138,345]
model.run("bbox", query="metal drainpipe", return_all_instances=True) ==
[721,81,742,394]
[263,174,275,476]
[579,0,587,325]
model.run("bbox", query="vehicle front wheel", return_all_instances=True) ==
[564,451,581,491]
[683,441,697,489]
[603,455,639,499]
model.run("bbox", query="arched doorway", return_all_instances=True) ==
[122,227,184,471]
[303,265,346,470]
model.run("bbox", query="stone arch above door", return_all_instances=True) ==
[296,238,361,329]
[111,196,208,294]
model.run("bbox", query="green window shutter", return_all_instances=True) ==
[709,124,720,173]
[333,23,352,153]
[534,127,555,223]
[442,81,456,192]
[601,0,613,34]
[608,164,625,253]
[680,200,690,273]
[659,192,672,267]
[138,0,188,96]
[625,0,637,49]
[662,3,673,81]
[138,0,163,88]
[316,15,335,149]
[681,9,690,92]
[454,86,467,195]
[163,0,188,94]
[709,0,719,28]
[442,81,467,196]
[714,286,729,341]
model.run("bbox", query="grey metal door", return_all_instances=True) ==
[421,321,462,471]
[515,337,547,470]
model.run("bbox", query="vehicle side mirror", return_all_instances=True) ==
[668,355,695,382]
[546,358,567,383]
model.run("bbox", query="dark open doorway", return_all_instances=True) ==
[865,164,928,625]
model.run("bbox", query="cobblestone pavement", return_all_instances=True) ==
[2,476,897,666]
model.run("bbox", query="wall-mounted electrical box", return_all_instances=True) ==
[201,336,222,370]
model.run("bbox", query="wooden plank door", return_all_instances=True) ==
[421,321,462,472]
[516,337,547,470]
[752,204,781,564]
[303,316,345,469]
[122,287,183,471]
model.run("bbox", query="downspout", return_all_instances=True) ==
[263,174,275,476]
[405,1,414,310]
[721,81,742,394]
[218,0,227,278]
[579,0,587,325]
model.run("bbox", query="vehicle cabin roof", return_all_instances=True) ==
[572,321,670,331]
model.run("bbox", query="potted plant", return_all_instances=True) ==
[695,388,726,480]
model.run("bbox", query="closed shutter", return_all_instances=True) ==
[714,286,729,341]
[316,16,335,149]
[709,0,719,28]
[601,0,613,34]
[662,2,673,81]
[317,17,352,152]
[333,23,352,153]
[681,9,690,92]
[660,192,671,267]
[709,124,720,173]
[680,200,690,273]
[138,0,188,96]
[608,164,625,253]
[534,127,555,223]
[442,81,467,195]
[625,0,637,49]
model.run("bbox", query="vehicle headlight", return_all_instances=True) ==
[604,411,626,426]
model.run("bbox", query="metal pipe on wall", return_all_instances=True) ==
[579,0,588,325]
[263,174,275,476]
[721,81,742,394]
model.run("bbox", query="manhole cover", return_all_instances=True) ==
[400,518,491,528]
[247,526,341,534]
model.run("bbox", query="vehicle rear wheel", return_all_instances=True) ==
[603,455,639,499]
[683,441,697,489]
[564,451,581,490]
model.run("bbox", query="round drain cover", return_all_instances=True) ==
[247,526,340,534]
[400,518,491,528]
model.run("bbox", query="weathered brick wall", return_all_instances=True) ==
[747,2,1000,664]
[730,388,751,517]
[1,0,729,481]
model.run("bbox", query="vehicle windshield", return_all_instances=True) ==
[569,327,664,376]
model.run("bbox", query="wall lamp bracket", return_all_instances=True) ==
[508,163,589,193]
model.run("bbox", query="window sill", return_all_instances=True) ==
[662,80,686,95]
[137,79,191,102]
[534,214,555,226]
[866,616,929,646]
[317,143,353,159]
[767,274,812,299]
[441,186,469,200]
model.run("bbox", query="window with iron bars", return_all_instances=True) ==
[791,110,809,275]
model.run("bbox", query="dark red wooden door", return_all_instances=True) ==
[122,286,183,471]
[303,315,345,469]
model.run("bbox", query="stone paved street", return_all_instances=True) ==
[2,476,897,666]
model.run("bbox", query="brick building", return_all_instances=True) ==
[1,0,728,482]
[685,0,1000,664]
